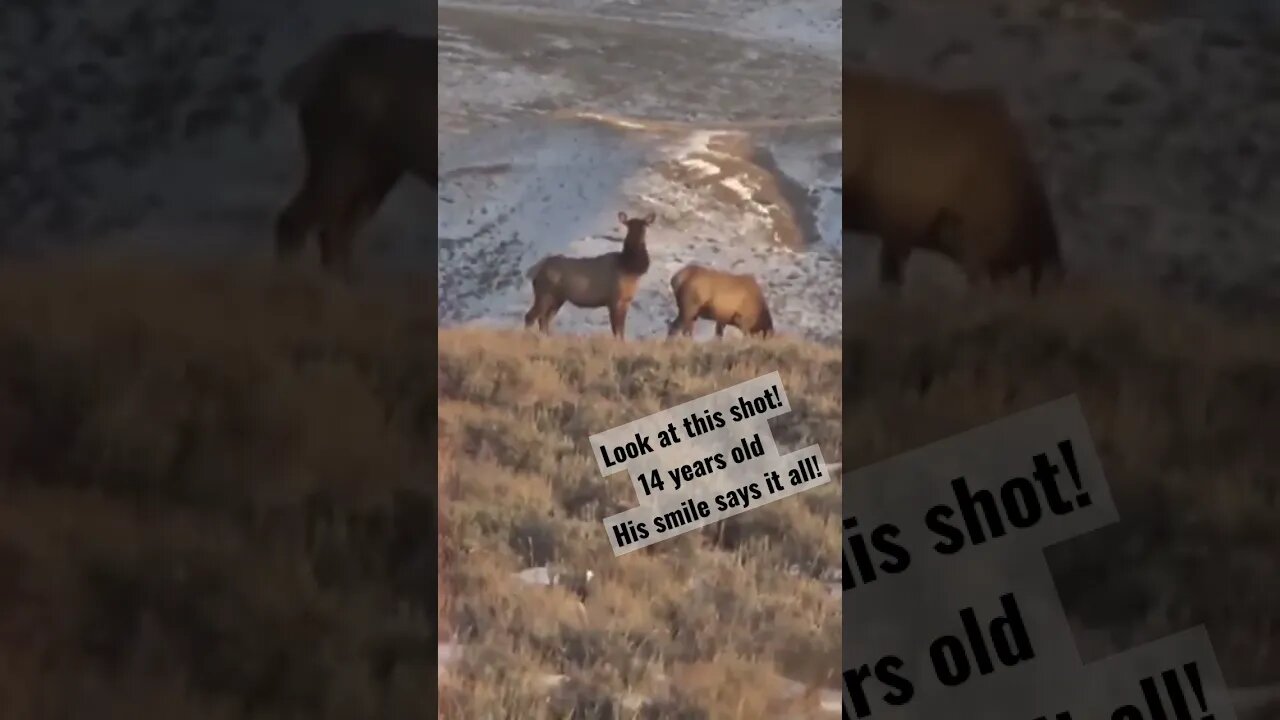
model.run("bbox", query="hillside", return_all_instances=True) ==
[0,259,1274,717]
[0,257,436,719]
[841,0,1280,314]
[2,0,1278,717]
[437,327,843,718]
[843,279,1280,716]
[437,276,1280,718]
[0,0,435,271]
[438,2,842,342]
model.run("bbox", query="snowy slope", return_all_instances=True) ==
[439,119,841,341]
[0,0,436,278]
[4,0,1276,316]
[841,0,1280,312]
[438,1,842,342]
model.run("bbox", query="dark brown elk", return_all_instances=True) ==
[843,68,1064,294]
[274,29,437,279]
[667,264,774,338]
[524,211,655,339]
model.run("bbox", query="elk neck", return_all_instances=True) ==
[619,225,651,275]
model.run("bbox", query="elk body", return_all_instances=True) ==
[524,211,655,339]
[843,68,1064,293]
[667,264,774,338]
[274,29,437,278]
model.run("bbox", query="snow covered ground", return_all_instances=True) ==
[438,117,841,341]
[438,1,841,342]
[441,0,1280,343]
[841,0,1280,314]
[3,0,1277,320]
[0,0,436,280]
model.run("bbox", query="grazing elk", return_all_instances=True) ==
[667,264,774,338]
[524,211,655,339]
[843,68,1064,294]
[274,29,437,279]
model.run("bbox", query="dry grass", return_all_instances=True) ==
[441,274,1280,718]
[4,251,1277,718]
[0,255,436,719]
[438,329,842,719]
[843,279,1280,692]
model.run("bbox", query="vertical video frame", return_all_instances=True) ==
[842,1,1280,718]
[0,1,438,718]
[438,0,844,716]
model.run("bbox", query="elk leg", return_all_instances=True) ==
[545,295,565,330]
[542,298,565,332]
[715,322,726,338]
[525,292,552,331]
[878,241,910,289]
[318,206,359,284]
[667,316,696,338]
[285,142,369,274]
[668,303,699,337]
[328,226,357,285]
[276,110,328,262]
[329,161,404,283]
[276,182,318,262]
[608,302,627,340]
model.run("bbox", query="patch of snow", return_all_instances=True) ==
[680,158,725,180]
[721,176,757,202]
[733,0,843,59]
[438,642,464,675]
[571,111,651,130]
[515,566,556,586]
[439,118,841,343]
[536,673,569,690]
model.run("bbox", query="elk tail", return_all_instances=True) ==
[278,34,350,105]
[525,258,548,280]
[670,265,694,292]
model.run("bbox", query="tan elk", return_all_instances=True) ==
[274,29,437,279]
[843,68,1064,294]
[667,264,774,338]
[524,211,655,339]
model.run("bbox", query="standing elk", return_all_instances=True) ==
[667,264,774,339]
[274,29,437,279]
[524,211,655,339]
[843,68,1064,294]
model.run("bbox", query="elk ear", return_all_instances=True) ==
[643,211,656,225]
[618,211,628,224]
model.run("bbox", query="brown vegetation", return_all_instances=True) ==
[667,264,775,338]
[441,274,1280,717]
[524,211,655,339]
[439,328,842,718]
[274,29,437,279]
[0,256,436,719]
[3,251,1276,718]
[843,280,1280,701]
[843,69,1064,293]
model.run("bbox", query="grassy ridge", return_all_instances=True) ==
[440,279,1280,718]
[842,283,1280,692]
[1,254,1277,719]
[438,329,843,718]
[0,257,437,719]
